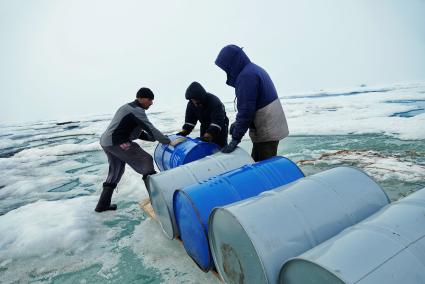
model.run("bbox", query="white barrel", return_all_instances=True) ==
[208,167,390,284]
[148,147,253,239]
[280,187,425,284]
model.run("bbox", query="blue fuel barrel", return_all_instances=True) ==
[154,135,220,171]
[173,156,305,271]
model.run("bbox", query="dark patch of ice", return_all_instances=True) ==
[48,179,80,192]
[283,88,392,100]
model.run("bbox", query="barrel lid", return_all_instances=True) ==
[209,208,267,284]
[149,179,176,239]
[280,258,346,284]
[183,140,219,165]
[154,142,165,171]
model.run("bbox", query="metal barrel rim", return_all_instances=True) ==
[209,206,270,283]
[279,187,425,284]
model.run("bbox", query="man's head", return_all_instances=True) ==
[215,44,250,87]
[185,82,207,107]
[136,87,154,109]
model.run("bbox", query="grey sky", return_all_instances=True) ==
[1,0,425,124]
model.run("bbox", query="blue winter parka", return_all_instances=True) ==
[215,45,288,143]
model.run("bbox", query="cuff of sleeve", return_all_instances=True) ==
[231,135,242,143]
[183,124,195,132]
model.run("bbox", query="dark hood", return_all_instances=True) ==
[215,44,251,87]
[185,81,207,102]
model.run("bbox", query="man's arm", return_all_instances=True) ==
[139,130,155,142]
[205,99,227,139]
[181,102,198,134]
[232,73,259,142]
[132,108,171,144]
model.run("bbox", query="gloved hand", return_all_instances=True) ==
[197,133,213,142]
[176,129,190,136]
[221,139,239,153]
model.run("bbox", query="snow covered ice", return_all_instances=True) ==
[0,83,424,283]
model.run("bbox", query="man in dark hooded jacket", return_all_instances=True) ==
[215,44,289,161]
[177,81,229,148]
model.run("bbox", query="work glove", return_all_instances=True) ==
[197,133,213,142]
[176,129,190,136]
[221,139,239,153]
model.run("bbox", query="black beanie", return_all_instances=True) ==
[136,87,154,99]
[185,82,206,101]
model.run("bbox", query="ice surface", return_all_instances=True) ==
[283,83,425,140]
[0,82,424,283]
[14,142,101,157]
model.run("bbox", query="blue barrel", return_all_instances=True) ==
[173,156,305,271]
[154,135,220,171]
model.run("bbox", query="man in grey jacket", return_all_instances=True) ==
[96,87,173,212]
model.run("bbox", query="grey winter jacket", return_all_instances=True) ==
[100,100,170,147]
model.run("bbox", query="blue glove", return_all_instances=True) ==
[221,139,239,153]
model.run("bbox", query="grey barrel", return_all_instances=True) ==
[148,147,254,239]
[280,187,425,284]
[208,167,390,284]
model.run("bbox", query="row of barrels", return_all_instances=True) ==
[151,137,425,284]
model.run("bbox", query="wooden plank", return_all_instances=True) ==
[139,198,156,220]
[139,198,222,282]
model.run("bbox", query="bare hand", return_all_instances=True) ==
[119,142,131,151]
[169,137,187,147]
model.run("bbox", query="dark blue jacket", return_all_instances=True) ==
[215,45,284,142]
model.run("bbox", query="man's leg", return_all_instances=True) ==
[105,150,126,185]
[95,147,126,212]
[251,143,259,162]
[251,141,279,162]
[106,142,156,194]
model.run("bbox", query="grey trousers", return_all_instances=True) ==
[102,142,155,185]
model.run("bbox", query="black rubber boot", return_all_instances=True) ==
[95,183,118,212]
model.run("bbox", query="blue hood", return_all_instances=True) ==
[215,44,251,87]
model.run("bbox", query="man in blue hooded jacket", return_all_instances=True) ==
[215,44,289,161]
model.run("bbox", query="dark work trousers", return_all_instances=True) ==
[102,142,155,185]
[251,141,280,162]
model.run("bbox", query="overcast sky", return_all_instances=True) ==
[1,0,425,124]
